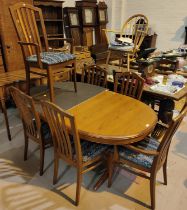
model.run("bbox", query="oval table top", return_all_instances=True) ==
[67,90,157,145]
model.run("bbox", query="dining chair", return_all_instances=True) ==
[81,65,108,87]
[9,2,77,102]
[113,71,145,100]
[104,14,148,71]
[108,105,187,210]
[41,100,109,205]
[9,86,52,176]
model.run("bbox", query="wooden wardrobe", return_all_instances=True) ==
[0,0,33,72]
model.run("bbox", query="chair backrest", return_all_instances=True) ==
[120,14,148,56]
[41,100,82,165]
[113,71,145,100]
[9,2,48,58]
[81,65,108,87]
[9,86,41,140]
[154,106,187,171]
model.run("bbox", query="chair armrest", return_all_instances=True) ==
[47,38,74,53]
[102,29,121,44]
[151,121,169,139]
[47,37,73,43]
[18,41,38,47]
[102,29,121,33]
[18,41,42,68]
[156,121,169,129]
[123,144,159,156]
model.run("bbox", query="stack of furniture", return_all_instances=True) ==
[74,46,95,74]
[63,1,109,64]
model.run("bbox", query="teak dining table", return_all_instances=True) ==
[66,90,157,145]
[65,88,157,190]
[34,82,157,189]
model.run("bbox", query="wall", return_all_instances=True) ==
[106,0,187,51]
[63,0,75,7]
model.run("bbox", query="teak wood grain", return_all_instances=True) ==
[66,90,157,145]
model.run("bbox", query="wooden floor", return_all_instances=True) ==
[0,84,187,210]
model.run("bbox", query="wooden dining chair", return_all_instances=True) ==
[104,14,149,71]
[108,105,187,210]
[81,65,108,87]
[113,71,145,100]
[9,2,77,102]
[9,86,52,176]
[41,100,109,206]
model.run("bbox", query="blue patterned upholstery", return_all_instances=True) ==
[81,141,109,162]
[109,41,134,52]
[119,137,160,169]
[40,120,52,141]
[26,52,75,65]
[72,140,109,162]
[32,119,51,141]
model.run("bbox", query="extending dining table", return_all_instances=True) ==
[34,82,157,189]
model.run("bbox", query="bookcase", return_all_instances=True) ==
[34,0,64,49]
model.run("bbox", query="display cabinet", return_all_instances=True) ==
[34,0,64,49]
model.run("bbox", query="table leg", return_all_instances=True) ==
[93,170,108,191]
[1,99,11,141]
[93,150,115,191]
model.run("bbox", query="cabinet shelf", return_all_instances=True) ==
[36,19,63,22]
[40,34,64,38]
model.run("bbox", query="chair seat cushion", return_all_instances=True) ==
[109,41,134,52]
[27,52,75,65]
[119,137,160,169]
[41,120,52,142]
[73,140,109,162]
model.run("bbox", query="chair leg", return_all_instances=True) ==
[39,144,45,176]
[1,98,11,141]
[24,129,29,161]
[25,64,31,95]
[73,62,77,92]
[53,155,59,185]
[75,169,82,206]
[47,68,54,102]
[150,175,156,210]
[107,153,114,188]
[106,50,111,68]
[127,54,130,72]
[163,160,167,185]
